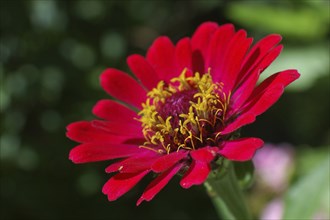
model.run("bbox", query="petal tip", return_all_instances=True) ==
[179,180,191,189]
[136,197,145,206]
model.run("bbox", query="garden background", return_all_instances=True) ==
[1,0,329,220]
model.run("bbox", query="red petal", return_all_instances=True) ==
[223,84,284,134]
[239,34,282,82]
[221,113,256,135]
[180,160,211,189]
[137,163,183,206]
[191,22,218,59]
[231,45,283,111]
[250,69,299,100]
[207,24,235,77]
[151,151,188,172]
[127,54,159,90]
[190,146,218,162]
[102,170,150,201]
[100,68,146,109]
[91,120,142,136]
[218,138,264,161]
[179,147,217,189]
[216,30,253,94]
[146,36,175,82]
[69,143,147,163]
[92,99,138,122]
[230,70,260,114]
[66,121,142,143]
[223,69,300,133]
[243,69,300,116]
[174,37,192,74]
[105,151,160,173]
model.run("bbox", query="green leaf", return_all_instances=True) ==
[283,154,330,219]
[295,146,330,177]
[233,160,255,189]
[227,2,329,41]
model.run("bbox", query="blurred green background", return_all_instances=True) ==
[1,0,329,220]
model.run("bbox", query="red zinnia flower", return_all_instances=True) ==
[67,22,300,205]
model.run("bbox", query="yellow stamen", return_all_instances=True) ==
[138,68,230,154]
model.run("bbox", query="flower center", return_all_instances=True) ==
[158,89,197,128]
[138,68,230,154]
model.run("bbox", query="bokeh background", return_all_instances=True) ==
[1,0,329,220]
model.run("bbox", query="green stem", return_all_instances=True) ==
[204,161,252,220]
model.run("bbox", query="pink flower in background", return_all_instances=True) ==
[261,198,284,220]
[256,144,329,220]
[253,143,295,192]
[66,22,300,205]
